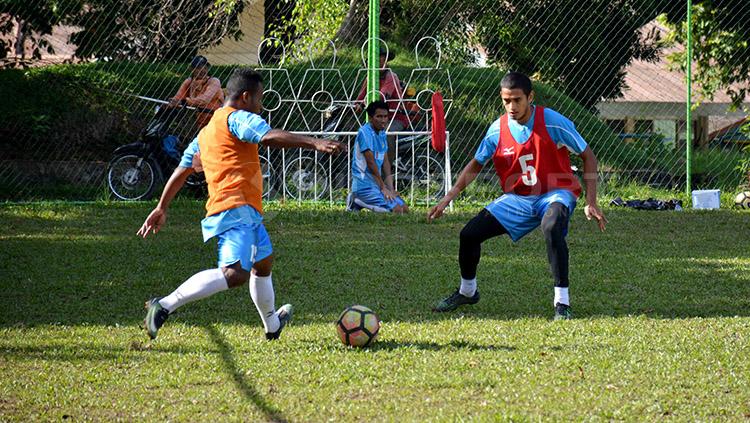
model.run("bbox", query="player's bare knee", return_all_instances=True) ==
[252,255,274,277]
[222,264,250,288]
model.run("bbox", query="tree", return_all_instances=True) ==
[261,0,297,65]
[334,0,368,45]
[388,0,480,65]
[0,0,81,65]
[661,0,750,110]
[274,0,674,108]
[268,0,351,62]
[268,0,473,65]
[1,0,246,64]
[68,0,244,62]
[467,0,665,108]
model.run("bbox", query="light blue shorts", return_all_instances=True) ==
[216,223,273,271]
[352,185,406,212]
[485,189,577,242]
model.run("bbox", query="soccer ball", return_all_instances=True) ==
[734,191,750,209]
[336,305,380,348]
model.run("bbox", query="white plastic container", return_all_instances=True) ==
[692,189,721,209]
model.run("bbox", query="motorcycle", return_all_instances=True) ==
[107,104,206,200]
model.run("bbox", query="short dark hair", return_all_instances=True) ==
[190,55,209,68]
[500,71,532,95]
[226,68,263,100]
[366,100,389,117]
[378,46,394,61]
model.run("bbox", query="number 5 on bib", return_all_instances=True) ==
[519,154,537,186]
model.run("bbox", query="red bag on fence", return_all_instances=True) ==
[431,91,446,153]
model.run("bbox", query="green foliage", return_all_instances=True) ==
[465,0,667,108]
[389,0,479,66]
[736,121,750,187]
[738,143,750,188]
[691,146,746,189]
[0,0,82,64]
[268,0,350,63]
[0,64,145,161]
[659,0,750,189]
[268,0,479,66]
[271,0,669,108]
[68,0,244,62]
[661,2,750,110]
[1,0,244,64]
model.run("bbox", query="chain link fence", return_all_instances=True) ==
[1,0,748,203]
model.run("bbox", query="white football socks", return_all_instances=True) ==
[158,268,228,313]
[459,277,477,297]
[249,273,280,333]
[554,287,569,306]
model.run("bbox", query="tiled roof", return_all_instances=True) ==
[614,20,745,104]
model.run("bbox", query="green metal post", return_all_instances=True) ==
[686,0,693,198]
[367,0,380,111]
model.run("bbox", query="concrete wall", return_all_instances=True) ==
[200,0,265,66]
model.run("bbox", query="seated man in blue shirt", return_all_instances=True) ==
[347,101,408,213]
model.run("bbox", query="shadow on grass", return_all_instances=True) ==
[0,343,220,362]
[203,325,289,423]
[297,339,516,352]
[0,337,514,369]
[370,340,516,352]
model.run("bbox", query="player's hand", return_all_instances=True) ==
[315,140,346,155]
[584,203,607,232]
[137,207,167,238]
[192,151,203,172]
[427,200,448,222]
[382,187,397,201]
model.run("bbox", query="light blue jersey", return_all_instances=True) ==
[178,108,273,270]
[474,106,588,166]
[351,123,388,193]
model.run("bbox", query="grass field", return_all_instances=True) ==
[2,201,750,421]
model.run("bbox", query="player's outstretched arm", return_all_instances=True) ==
[137,166,194,238]
[427,159,484,222]
[261,129,346,155]
[580,147,607,232]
